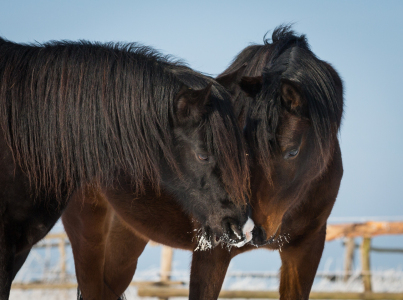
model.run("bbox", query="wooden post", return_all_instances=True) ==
[160,246,173,282]
[361,237,372,292]
[159,246,173,300]
[58,236,66,282]
[343,237,355,281]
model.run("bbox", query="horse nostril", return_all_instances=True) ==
[230,223,243,241]
[251,225,267,246]
[209,233,222,248]
[220,199,233,208]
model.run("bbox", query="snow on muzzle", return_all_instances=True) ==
[194,217,255,251]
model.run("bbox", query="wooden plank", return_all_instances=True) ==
[11,283,403,299]
[129,281,185,287]
[349,243,403,254]
[371,247,403,253]
[11,281,185,290]
[327,222,403,241]
[11,283,78,290]
[137,287,403,299]
[33,241,71,248]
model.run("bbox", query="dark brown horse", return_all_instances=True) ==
[63,25,344,300]
[0,38,252,300]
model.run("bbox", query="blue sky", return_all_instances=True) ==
[2,0,402,275]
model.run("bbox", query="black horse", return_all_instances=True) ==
[63,25,344,300]
[190,25,344,299]
[0,38,252,299]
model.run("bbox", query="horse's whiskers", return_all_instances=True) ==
[194,231,213,251]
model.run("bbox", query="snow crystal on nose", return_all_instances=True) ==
[194,232,213,251]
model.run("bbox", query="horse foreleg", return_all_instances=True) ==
[278,224,326,300]
[62,189,113,300]
[0,224,15,300]
[11,248,31,280]
[189,247,232,300]
[103,214,148,298]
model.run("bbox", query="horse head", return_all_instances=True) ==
[161,80,254,249]
[239,43,343,246]
[217,31,343,247]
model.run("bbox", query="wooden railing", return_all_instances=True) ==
[326,221,403,241]
[141,221,403,299]
[11,221,403,300]
[327,221,403,293]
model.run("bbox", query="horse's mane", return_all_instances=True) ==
[0,38,249,204]
[219,25,344,177]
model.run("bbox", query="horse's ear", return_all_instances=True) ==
[216,64,247,91]
[239,76,263,98]
[175,83,213,124]
[281,80,305,113]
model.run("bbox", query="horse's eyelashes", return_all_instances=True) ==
[284,148,299,159]
[197,153,209,161]
[289,149,299,156]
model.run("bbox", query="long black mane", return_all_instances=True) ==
[0,38,249,203]
[219,25,343,176]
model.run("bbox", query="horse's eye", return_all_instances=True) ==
[285,148,299,159]
[198,154,209,161]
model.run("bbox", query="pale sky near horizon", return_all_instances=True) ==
[2,0,402,274]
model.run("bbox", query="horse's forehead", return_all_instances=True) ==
[277,112,310,150]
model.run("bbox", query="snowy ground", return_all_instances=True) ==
[10,268,403,300]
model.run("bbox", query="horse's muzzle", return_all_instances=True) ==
[249,223,281,247]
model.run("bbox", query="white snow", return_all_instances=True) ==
[194,233,213,251]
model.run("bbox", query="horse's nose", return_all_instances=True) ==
[230,223,243,240]
[250,225,268,246]
[224,217,255,248]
